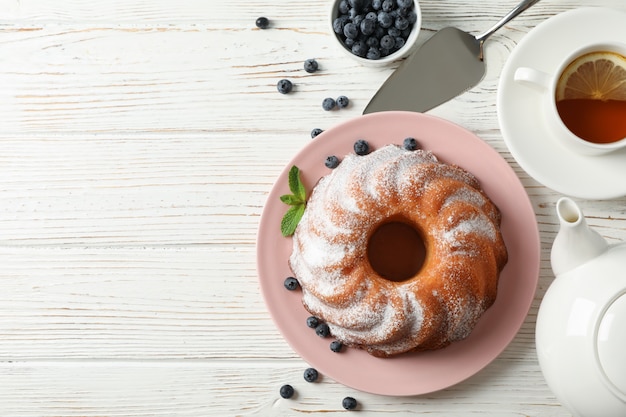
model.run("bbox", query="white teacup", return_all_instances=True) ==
[514,42,626,156]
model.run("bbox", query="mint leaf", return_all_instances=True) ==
[280,165,307,237]
[288,166,306,202]
[280,194,302,206]
[281,204,305,237]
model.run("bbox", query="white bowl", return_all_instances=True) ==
[329,0,421,66]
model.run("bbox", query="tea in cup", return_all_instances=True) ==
[514,42,626,156]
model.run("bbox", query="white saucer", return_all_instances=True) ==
[497,7,626,200]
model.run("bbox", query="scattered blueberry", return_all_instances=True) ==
[279,384,295,399]
[325,155,340,169]
[304,59,319,73]
[306,316,320,328]
[277,79,293,94]
[303,367,319,383]
[342,396,358,410]
[315,323,331,338]
[322,97,336,111]
[255,17,270,29]
[403,137,419,150]
[311,128,324,138]
[336,95,350,108]
[284,277,299,291]
[354,139,370,155]
[332,0,417,60]
[330,340,344,352]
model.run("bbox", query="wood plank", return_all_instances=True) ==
[0,243,557,360]
[4,2,614,135]
[0,360,570,416]
[1,132,623,246]
[0,245,298,360]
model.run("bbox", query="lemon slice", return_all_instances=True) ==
[556,51,626,101]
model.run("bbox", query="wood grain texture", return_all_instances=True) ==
[1,0,626,415]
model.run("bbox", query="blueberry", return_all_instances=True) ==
[338,0,350,14]
[387,26,401,38]
[348,0,364,11]
[354,139,370,155]
[342,396,358,410]
[315,323,331,337]
[407,10,418,25]
[330,340,344,352]
[325,155,340,169]
[397,6,411,17]
[382,0,394,12]
[397,0,413,8]
[377,11,393,28]
[372,0,382,10]
[333,15,350,34]
[366,36,379,48]
[303,367,319,383]
[304,58,319,73]
[255,17,270,29]
[277,79,293,94]
[306,316,320,328]
[279,384,295,399]
[352,14,365,28]
[336,95,350,108]
[283,276,299,291]
[366,11,377,20]
[311,128,324,138]
[367,47,381,60]
[395,16,410,31]
[322,97,336,111]
[403,137,419,150]
[351,40,368,57]
[343,22,359,39]
[394,36,406,50]
[360,18,376,36]
[380,34,395,50]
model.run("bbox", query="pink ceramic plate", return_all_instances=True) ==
[256,111,539,396]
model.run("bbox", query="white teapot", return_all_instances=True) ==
[536,197,626,417]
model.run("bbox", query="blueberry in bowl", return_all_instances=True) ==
[330,0,421,66]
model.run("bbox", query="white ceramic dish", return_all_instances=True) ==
[329,0,421,66]
[497,7,626,200]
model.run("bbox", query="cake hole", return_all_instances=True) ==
[367,221,426,282]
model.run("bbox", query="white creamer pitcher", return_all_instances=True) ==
[536,197,626,417]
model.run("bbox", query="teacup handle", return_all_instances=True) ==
[514,67,551,90]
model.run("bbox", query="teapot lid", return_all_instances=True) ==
[596,292,626,398]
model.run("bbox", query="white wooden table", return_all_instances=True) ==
[1,0,625,415]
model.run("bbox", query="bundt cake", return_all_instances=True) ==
[289,144,508,357]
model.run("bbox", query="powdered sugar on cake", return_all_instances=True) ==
[288,144,508,357]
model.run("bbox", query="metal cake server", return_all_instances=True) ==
[364,0,541,114]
